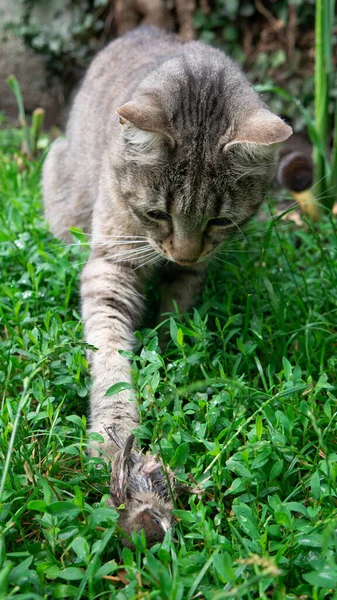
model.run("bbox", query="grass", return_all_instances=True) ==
[1,125,337,600]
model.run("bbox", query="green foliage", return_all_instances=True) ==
[255,0,337,212]
[193,0,317,127]
[5,0,111,78]
[7,75,45,158]
[1,130,337,598]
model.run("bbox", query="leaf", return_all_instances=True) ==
[170,443,190,468]
[57,567,84,581]
[286,501,308,517]
[223,478,246,496]
[269,460,283,482]
[68,227,89,245]
[310,471,321,500]
[105,382,132,396]
[71,537,89,563]
[303,568,337,588]
[173,510,196,524]
[88,507,118,527]
[282,357,292,380]
[62,445,80,456]
[66,415,85,428]
[93,560,117,580]
[177,328,184,347]
[274,509,292,528]
[9,556,33,583]
[145,551,172,596]
[87,432,104,442]
[48,584,79,598]
[122,547,134,567]
[226,459,251,479]
[0,560,13,595]
[256,415,263,440]
[298,533,322,548]
[213,552,235,584]
[46,502,81,518]
[232,503,259,539]
[170,318,179,346]
[28,500,47,512]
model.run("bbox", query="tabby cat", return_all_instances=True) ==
[43,26,292,457]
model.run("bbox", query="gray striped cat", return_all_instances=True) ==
[43,26,292,457]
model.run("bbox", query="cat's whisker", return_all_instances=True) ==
[48,236,149,251]
[91,238,148,244]
[211,254,237,268]
[223,216,247,240]
[102,247,154,260]
[133,253,162,270]
[308,172,331,194]
[222,248,262,254]
[93,240,150,247]
[233,160,280,183]
[72,246,154,267]
[113,245,152,254]
[115,249,156,262]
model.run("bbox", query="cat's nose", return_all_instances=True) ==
[163,231,202,264]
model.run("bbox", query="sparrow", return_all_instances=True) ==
[104,426,175,547]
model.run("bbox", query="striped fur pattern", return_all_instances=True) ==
[42,26,292,456]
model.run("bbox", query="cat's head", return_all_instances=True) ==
[112,48,292,265]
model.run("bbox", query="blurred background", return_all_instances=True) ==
[0,0,317,130]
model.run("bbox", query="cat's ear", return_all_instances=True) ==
[116,101,167,133]
[223,109,292,153]
[116,101,173,163]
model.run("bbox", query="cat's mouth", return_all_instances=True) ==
[174,258,198,266]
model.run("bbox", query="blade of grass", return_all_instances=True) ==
[7,75,32,157]
[314,0,328,199]
[31,108,45,155]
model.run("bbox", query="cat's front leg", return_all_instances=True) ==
[81,255,144,458]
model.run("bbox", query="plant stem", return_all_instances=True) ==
[314,0,327,200]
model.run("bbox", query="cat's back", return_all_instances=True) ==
[68,27,180,143]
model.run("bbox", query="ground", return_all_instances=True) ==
[1,126,337,599]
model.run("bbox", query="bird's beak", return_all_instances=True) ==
[160,521,169,532]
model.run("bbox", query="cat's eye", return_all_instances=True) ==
[208,217,232,227]
[146,211,172,222]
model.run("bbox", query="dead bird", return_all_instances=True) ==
[104,426,175,547]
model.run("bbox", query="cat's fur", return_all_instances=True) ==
[43,27,292,457]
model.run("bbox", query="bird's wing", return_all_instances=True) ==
[109,434,135,506]
[142,456,174,502]
[120,435,135,489]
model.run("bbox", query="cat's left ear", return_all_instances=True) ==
[223,109,292,152]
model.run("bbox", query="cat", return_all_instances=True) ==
[42,26,292,458]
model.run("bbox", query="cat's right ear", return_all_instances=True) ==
[116,101,167,132]
[116,102,174,161]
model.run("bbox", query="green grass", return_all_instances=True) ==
[1,127,337,600]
